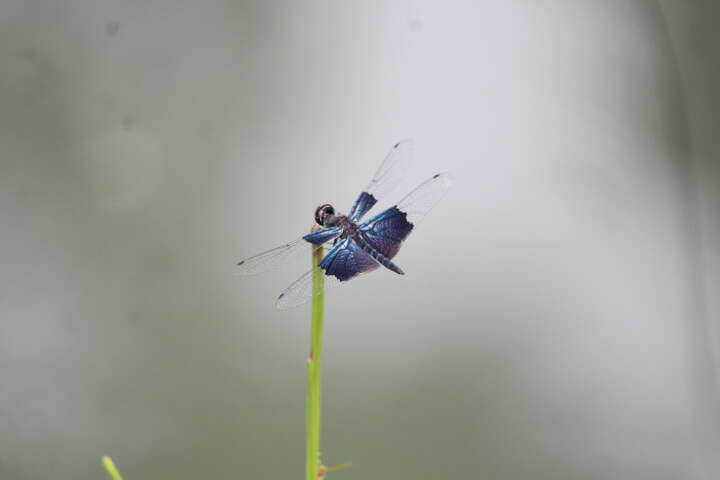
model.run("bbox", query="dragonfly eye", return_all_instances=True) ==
[314,204,335,226]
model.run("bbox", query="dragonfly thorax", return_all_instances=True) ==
[324,213,354,230]
[317,212,358,240]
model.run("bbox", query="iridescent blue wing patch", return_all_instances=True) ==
[359,207,413,259]
[360,172,453,259]
[347,192,376,223]
[348,140,412,222]
[275,240,379,309]
[318,238,379,281]
[302,226,342,245]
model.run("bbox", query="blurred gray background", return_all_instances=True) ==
[1,1,719,479]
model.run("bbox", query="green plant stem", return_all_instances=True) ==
[307,244,325,480]
[101,456,123,480]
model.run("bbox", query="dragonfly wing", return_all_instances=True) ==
[359,207,413,259]
[360,172,453,258]
[396,172,453,225]
[275,239,379,309]
[234,227,339,275]
[275,267,340,310]
[303,226,342,245]
[318,238,380,281]
[348,140,412,222]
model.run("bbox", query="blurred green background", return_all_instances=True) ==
[1,1,719,479]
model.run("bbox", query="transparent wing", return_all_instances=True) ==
[357,173,452,260]
[365,139,413,199]
[234,237,322,276]
[275,266,343,309]
[348,139,413,221]
[396,172,453,224]
[276,240,381,309]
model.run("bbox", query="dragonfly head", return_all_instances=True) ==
[314,204,335,226]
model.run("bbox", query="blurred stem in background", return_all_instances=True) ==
[308,243,325,480]
[102,456,124,480]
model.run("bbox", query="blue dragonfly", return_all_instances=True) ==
[235,140,452,309]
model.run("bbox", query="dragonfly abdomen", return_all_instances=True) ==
[353,235,404,275]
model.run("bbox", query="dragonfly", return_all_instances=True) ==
[234,140,452,309]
